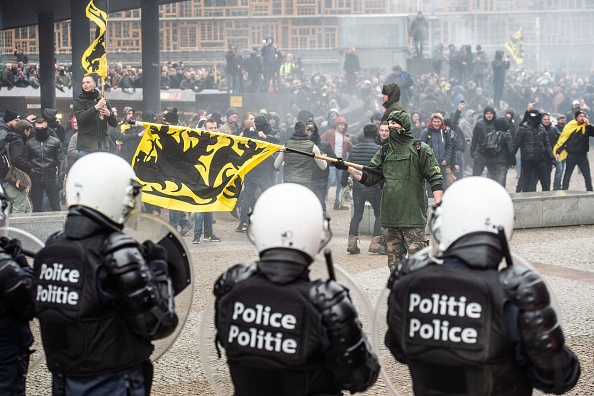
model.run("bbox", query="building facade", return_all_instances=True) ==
[1,0,593,74]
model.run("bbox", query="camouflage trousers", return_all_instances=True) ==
[382,226,428,272]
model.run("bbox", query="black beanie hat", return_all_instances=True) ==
[162,107,179,125]
[575,110,585,120]
[3,110,20,123]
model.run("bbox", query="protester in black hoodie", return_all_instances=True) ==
[471,106,497,176]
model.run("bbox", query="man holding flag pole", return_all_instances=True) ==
[74,0,116,158]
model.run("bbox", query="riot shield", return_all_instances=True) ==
[372,248,561,396]
[1,226,46,371]
[198,253,376,395]
[123,213,194,362]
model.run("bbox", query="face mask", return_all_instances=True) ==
[35,127,49,140]
[389,126,405,135]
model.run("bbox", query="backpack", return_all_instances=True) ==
[478,130,504,157]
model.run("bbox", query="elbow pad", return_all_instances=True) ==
[104,233,158,315]
[500,266,565,368]
[309,279,380,393]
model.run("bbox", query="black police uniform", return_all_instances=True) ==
[385,234,580,395]
[214,248,379,396]
[33,207,178,395]
[0,238,34,396]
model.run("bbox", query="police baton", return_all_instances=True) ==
[497,226,514,267]
[323,248,336,281]
[282,147,383,176]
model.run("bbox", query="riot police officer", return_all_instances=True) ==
[213,183,380,395]
[384,177,580,395]
[33,152,178,395]
[0,186,34,395]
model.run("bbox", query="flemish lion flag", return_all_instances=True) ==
[81,0,108,78]
[504,27,524,65]
[132,123,282,212]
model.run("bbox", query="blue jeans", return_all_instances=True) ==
[553,160,565,190]
[194,212,213,237]
[227,73,240,93]
[168,210,189,229]
[327,168,343,205]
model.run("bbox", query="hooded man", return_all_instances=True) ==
[471,106,497,176]
[513,109,554,192]
[347,110,443,272]
[380,82,404,122]
[554,110,594,191]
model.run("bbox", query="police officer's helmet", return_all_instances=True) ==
[66,152,141,225]
[429,177,514,256]
[247,183,331,259]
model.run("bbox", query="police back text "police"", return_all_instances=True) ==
[36,263,80,306]
[228,302,298,354]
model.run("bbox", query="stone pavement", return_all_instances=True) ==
[21,151,594,395]
[24,203,594,395]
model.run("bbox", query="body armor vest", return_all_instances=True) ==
[216,271,340,396]
[33,231,153,375]
[386,263,532,395]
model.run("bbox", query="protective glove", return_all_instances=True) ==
[141,240,167,262]
[332,158,349,170]
[0,237,28,267]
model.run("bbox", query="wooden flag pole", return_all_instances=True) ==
[282,147,383,176]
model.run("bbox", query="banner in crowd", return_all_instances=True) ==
[504,27,524,65]
[132,123,282,212]
[81,0,109,78]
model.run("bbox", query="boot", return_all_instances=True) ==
[347,234,360,254]
[369,236,386,255]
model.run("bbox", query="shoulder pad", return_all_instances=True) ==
[46,230,64,244]
[213,263,257,298]
[499,265,550,310]
[104,232,139,254]
[387,253,436,290]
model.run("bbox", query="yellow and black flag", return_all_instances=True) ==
[81,0,108,78]
[504,27,524,65]
[132,123,282,212]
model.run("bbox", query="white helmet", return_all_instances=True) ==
[247,183,331,259]
[429,177,514,256]
[66,152,141,225]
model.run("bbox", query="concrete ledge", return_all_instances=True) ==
[356,190,594,234]
[8,211,67,243]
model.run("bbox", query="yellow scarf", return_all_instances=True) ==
[553,120,586,161]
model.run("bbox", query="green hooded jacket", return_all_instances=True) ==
[381,82,404,122]
[363,111,442,228]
